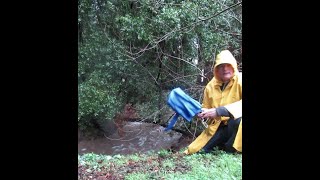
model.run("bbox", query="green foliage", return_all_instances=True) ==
[78,153,107,171]
[78,69,124,131]
[78,150,242,179]
[125,173,150,180]
[182,151,242,179]
[78,0,242,133]
[158,149,171,158]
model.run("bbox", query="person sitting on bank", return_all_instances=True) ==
[184,49,242,154]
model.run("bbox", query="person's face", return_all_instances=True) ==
[216,63,234,82]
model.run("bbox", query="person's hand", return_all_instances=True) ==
[196,108,208,120]
[197,108,218,119]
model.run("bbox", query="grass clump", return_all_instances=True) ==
[78,149,242,180]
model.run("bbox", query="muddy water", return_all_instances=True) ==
[78,122,193,155]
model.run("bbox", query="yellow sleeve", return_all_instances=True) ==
[201,87,211,108]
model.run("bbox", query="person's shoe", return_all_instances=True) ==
[224,145,237,153]
[183,149,189,155]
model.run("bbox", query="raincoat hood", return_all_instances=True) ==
[213,50,239,82]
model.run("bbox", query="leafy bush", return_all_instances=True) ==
[78,69,124,133]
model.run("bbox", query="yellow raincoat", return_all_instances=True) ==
[185,50,242,154]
